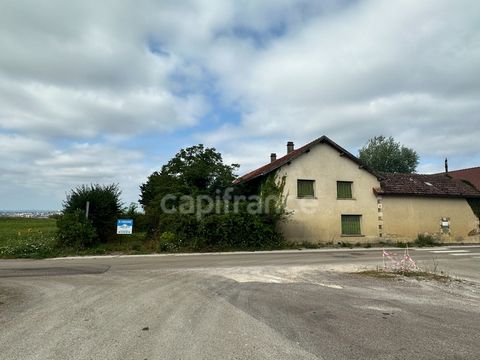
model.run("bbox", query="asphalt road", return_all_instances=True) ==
[1,246,479,359]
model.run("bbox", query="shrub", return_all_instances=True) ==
[62,184,122,243]
[144,172,288,251]
[158,231,179,252]
[155,213,199,247]
[395,241,408,248]
[149,210,284,251]
[199,212,283,250]
[414,233,441,247]
[56,209,97,248]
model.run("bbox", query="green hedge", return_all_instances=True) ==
[152,210,283,251]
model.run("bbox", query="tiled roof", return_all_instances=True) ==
[440,167,480,190]
[375,172,480,198]
[233,135,376,184]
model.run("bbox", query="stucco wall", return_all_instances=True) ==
[276,143,381,243]
[382,196,480,243]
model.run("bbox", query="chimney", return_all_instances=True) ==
[287,141,294,154]
[270,153,277,163]
[445,158,449,174]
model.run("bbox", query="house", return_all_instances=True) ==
[235,136,480,244]
[438,166,480,191]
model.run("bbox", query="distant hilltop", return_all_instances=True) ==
[0,210,62,219]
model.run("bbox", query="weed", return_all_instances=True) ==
[356,269,454,282]
[414,233,441,247]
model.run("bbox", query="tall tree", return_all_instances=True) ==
[140,144,239,210]
[359,136,419,173]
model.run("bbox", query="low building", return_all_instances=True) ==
[235,136,480,244]
[439,166,480,190]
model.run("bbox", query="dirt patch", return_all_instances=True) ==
[354,269,460,283]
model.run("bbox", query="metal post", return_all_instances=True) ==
[85,201,90,219]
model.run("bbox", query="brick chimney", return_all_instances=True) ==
[287,141,294,154]
[270,153,277,163]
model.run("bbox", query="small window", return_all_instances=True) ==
[341,215,361,235]
[337,181,353,199]
[297,180,315,198]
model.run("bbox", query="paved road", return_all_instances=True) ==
[1,246,479,359]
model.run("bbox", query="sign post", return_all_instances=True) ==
[117,219,133,235]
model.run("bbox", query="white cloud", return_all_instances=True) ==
[0,0,479,208]
[0,135,148,209]
[0,0,209,140]
[191,0,480,172]
[0,79,206,138]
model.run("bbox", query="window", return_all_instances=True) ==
[337,181,353,199]
[341,215,362,235]
[297,180,315,198]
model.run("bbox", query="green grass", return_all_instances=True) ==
[0,217,151,258]
[0,217,58,258]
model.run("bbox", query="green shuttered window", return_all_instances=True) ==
[297,180,315,198]
[337,181,353,199]
[341,215,361,235]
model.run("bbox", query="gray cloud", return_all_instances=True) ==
[1,0,479,209]
[194,0,480,172]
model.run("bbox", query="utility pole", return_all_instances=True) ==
[85,201,90,219]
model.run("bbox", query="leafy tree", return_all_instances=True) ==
[140,144,239,210]
[140,145,292,251]
[359,136,419,173]
[61,184,122,243]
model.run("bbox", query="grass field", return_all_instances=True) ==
[0,217,150,258]
[0,218,58,258]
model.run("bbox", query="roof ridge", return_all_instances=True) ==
[448,165,480,172]
[233,135,375,184]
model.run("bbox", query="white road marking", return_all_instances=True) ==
[431,250,469,253]
[450,253,476,256]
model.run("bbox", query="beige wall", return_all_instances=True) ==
[382,197,480,243]
[276,143,381,244]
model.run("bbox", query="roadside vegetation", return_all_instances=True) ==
[356,269,455,282]
[0,141,460,259]
[139,145,288,252]
[0,217,57,258]
[0,216,450,259]
[355,255,461,283]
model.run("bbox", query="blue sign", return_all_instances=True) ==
[117,219,133,235]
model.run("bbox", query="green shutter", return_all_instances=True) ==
[297,180,314,198]
[341,215,361,235]
[337,181,353,199]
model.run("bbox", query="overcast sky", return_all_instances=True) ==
[1,0,479,210]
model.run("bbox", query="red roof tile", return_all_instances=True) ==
[233,136,376,184]
[375,172,480,198]
[440,167,480,190]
